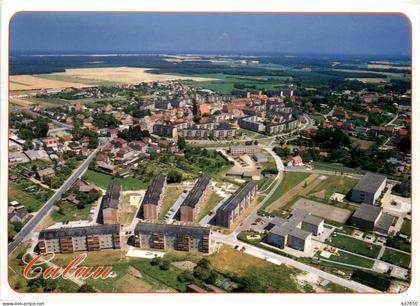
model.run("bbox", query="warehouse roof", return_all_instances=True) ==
[353,172,387,194]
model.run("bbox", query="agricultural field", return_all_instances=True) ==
[10,67,217,91]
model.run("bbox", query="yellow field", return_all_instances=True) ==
[10,75,92,91]
[345,78,386,84]
[367,64,410,70]
[10,67,217,91]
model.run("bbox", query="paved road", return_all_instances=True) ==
[212,232,377,293]
[8,148,99,254]
[236,147,284,233]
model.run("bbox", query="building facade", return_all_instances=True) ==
[134,223,212,253]
[179,176,213,222]
[216,181,257,228]
[101,181,122,224]
[351,173,387,205]
[38,224,121,254]
[141,173,167,220]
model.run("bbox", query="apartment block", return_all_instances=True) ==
[38,224,121,254]
[180,176,213,222]
[140,173,167,220]
[216,181,257,228]
[133,223,212,253]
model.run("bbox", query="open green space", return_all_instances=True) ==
[381,249,410,269]
[82,169,149,191]
[8,243,80,293]
[186,73,290,94]
[196,191,223,222]
[9,180,52,213]
[399,219,411,237]
[309,175,358,199]
[327,251,375,268]
[327,234,381,258]
[312,161,365,174]
[261,172,310,209]
[386,237,410,253]
[50,200,95,223]
[158,186,184,221]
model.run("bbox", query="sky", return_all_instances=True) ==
[10,12,411,57]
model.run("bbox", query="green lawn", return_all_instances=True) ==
[309,175,358,199]
[386,238,410,253]
[9,181,52,213]
[158,186,184,221]
[261,172,310,209]
[327,251,375,268]
[312,161,365,174]
[196,191,223,222]
[327,234,381,258]
[51,200,94,223]
[400,219,411,237]
[381,249,410,268]
[8,243,80,293]
[83,170,149,191]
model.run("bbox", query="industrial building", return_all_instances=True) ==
[265,209,324,252]
[216,181,257,228]
[133,223,212,253]
[101,181,122,224]
[351,172,387,205]
[350,204,394,235]
[179,176,213,222]
[38,224,121,254]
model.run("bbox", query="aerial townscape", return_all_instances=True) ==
[7,15,411,295]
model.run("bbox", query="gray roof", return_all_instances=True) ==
[352,204,382,222]
[264,217,287,231]
[374,213,394,233]
[353,172,387,194]
[102,181,122,209]
[39,224,120,240]
[142,173,166,206]
[289,227,312,240]
[218,181,257,214]
[268,209,322,239]
[135,222,210,236]
[181,176,211,208]
[303,214,324,226]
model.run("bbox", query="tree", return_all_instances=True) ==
[177,136,186,150]
[78,284,96,292]
[160,259,171,271]
[178,270,194,283]
[193,266,211,281]
[167,170,182,183]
